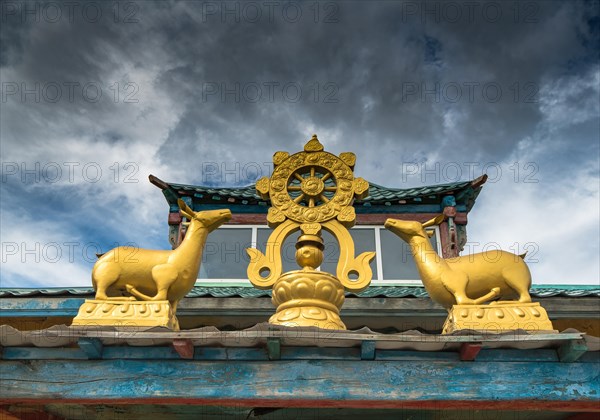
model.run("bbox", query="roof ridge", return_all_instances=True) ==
[166,179,477,193]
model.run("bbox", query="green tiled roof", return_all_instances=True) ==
[150,175,487,209]
[1,286,598,298]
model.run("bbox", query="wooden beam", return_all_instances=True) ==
[0,407,21,420]
[1,359,598,408]
[4,347,593,364]
[1,398,599,412]
[459,343,482,361]
[148,174,170,190]
[267,338,280,360]
[558,339,589,363]
[361,340,376,360]
[172,339,194,359]
[77,338,103,359]
[0,407,65,420]
[354,213,468,225]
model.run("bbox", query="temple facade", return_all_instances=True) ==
[1,140,598,419]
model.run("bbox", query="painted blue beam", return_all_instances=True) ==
[558,339,589,363]
[0,297,84,317]
[1,359,598,404]
[355,204,469,214]
[361,340,376,360]
[78,338,103,359]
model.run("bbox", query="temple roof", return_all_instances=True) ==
[149,174,488,212]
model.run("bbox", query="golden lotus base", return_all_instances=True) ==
[269,303,346,330]
[71,299,179,330]
[269,270,347,330]
[442,302,555,334]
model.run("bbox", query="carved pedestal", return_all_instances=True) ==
[269,270,346,330]
[71,299,179,330]
[442,302,555,334]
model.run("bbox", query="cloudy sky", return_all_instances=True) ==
[1,0,598,288]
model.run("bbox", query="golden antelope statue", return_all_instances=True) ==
[91,199,231,314]
[384,215,532,309]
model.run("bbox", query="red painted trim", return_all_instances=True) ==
[443,207,457,218]
[358,213,468,225]
[2,399,598,412]
[168,212,182,225]
[439,221,450,258]
[0,408,20,420]
[172,339,194,359]
[229,214,267,224]
[459,343,482,361]
[226,213,469,226]
[359,213,467,225]
[175,224,185,248]
[0,407,61,420]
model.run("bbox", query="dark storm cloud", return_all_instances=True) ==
[143,0,597,177]
[2,1,597,168]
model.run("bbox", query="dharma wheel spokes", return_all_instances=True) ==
[247,134,375,330]
[287,165,337,208]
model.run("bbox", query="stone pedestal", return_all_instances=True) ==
[71,299,179,330]
[442,302,555,334]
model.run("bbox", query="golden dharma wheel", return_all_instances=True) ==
[256,135,369,227]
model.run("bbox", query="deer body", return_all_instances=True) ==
[92,200,231,311]
[385,216,531,309]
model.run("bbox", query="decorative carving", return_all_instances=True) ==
[247,220,299,288]
[384,215,554,333]
[322,220,375,291]
[270,271,346,329]
[442,303,555,333]
[246,134,375,329]
[256,177,270,198]
[72,300,179,329]
[339,152,356,168]
[353,177,369,200]
[273,151,290,166]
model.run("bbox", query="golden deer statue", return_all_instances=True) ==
[384,215,532,310]
[91,199,231,314]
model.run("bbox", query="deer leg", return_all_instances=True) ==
[126,264,178,301]
[125,285,153,301]
[472,287,501,305]
[170,300,179,315]
[503,266,532,303]
[93,263,134,301]
[441,272,474,305]
[151,264,179,300]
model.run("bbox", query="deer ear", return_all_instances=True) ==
[177,199,194,220]
[177,199,193,214]
[422,214,445,228]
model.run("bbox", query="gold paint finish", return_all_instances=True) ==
[247,134,375,329]
[72,300,179,330]
[443,303,555,333]
[73,199,231,329]
[384,215,554,333]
